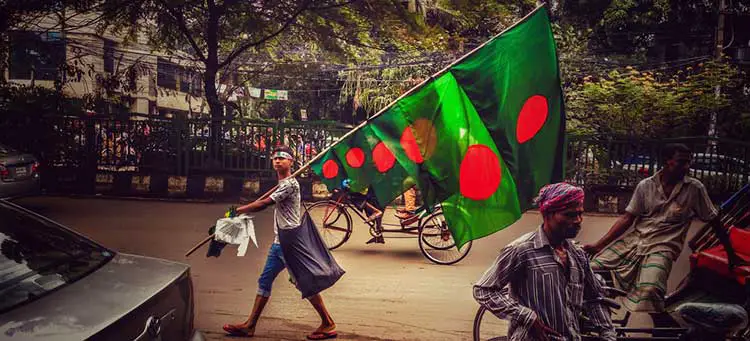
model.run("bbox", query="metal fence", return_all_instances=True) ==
[44,117,350,178]
[5,115,749,199]
[566,135,750,197]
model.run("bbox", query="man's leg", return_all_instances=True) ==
[364,202,385,244]
[306,293,337,339]
[623,252,673,313]
[224,244,285,336]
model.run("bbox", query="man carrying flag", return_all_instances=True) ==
[223,146,340,340]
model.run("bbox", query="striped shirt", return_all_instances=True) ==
[473,226,615,341]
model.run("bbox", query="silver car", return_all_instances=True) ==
[0,145,41,199]
[0,200,205,341]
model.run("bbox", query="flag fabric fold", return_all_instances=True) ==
[310,6,564,248]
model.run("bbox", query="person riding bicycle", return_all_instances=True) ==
[473,183,615,341]
[395,186,420,226]
[341,179,385,244]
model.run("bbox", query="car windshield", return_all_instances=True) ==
[0,202,113,313]
[0,144,17,157]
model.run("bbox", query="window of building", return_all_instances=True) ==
[179,67,190,93]
[191,72,203,97]
[103,39,115,73]
[9,31,65,81]
[157,58,177,90]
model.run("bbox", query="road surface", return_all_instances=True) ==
[12,196,701,340]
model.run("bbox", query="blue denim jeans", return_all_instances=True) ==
[257,243,285,297]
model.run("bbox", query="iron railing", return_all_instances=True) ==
[566,135,750,197]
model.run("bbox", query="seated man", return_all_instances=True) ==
[584,144,718,322]
[341,180,384,244]
[474,183,615,341]
[395,186,419,225]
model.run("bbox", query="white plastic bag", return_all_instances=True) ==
[214,215,258,256]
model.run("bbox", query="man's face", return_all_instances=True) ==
[665,151,692,180]
[548,203,584,240]
[273,156,292,172]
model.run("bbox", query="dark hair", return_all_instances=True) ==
[660,143,691,164]
[272,145,294,157]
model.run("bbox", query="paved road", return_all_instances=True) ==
[12,196,702,340]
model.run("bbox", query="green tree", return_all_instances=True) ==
[566,59,747,139]
[337,0,537,117]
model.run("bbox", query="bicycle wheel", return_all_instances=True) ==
[306,200,353,250]
[473,306,508,341]
[418,211,472,265]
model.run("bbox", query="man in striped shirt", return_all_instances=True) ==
[474,183,616,341]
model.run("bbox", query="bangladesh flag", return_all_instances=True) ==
[311,6,564,248]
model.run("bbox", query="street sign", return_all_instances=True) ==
[248,87,262,98]
[264,89,288,101]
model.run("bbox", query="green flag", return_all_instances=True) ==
[310,6,563,247]
[310,149,348,194]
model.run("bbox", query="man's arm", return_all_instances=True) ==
[473,246,538,339]
[583,212,636,255]
[584,181,645,255]
[238,180,294,214]
[237,197,274,214]
[581,256,616,341]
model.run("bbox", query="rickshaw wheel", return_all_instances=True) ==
[306,200,353,250]
[418,211,471,265]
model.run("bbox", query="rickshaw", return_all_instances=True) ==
[305,187,472,265]
[473,184,750,340]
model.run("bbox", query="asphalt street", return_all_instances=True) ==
[12,196,703,340]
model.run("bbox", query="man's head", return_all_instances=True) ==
[660,143,692,181]
[271,145,294,174]
[535,183,585,241]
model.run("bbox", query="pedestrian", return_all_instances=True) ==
[474,182,616,341]
[223,145,339,340]
[583,143,718,324]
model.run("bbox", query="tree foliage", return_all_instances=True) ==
[567,59,748,139]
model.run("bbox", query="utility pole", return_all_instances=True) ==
[707,0,727,153]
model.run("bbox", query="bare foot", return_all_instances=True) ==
[307,323,337,340]
[223,322,255,337]
[315,322,336,333]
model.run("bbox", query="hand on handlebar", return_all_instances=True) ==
[529,319,562,341]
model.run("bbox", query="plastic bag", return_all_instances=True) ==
[214,215,258,257]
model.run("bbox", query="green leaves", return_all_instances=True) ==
[566,59,746,139]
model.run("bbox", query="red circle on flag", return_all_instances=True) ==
[345,148,365,168]
[373,142,396,173]
[459,144,502,201]
[322,160,339,179]
[516,95,549,144]
[400,127,423,164]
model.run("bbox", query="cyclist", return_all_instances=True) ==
[341,179,385,244]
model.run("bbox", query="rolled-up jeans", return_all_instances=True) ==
[257,243,285,297]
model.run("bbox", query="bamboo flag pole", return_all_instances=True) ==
[183,5,546,257]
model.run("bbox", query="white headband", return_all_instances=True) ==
[272,151,294,160]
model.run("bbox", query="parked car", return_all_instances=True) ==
[0,144,41,199]
[0,200,205,341]
[620,153,749,178]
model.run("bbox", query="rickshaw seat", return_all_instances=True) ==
[691,227,750,285]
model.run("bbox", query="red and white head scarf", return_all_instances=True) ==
[534,182,584,215]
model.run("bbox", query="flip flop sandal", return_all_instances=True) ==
[223,324,251,337]
[306,331,338,340]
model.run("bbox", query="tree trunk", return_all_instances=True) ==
[204,0,223,168]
